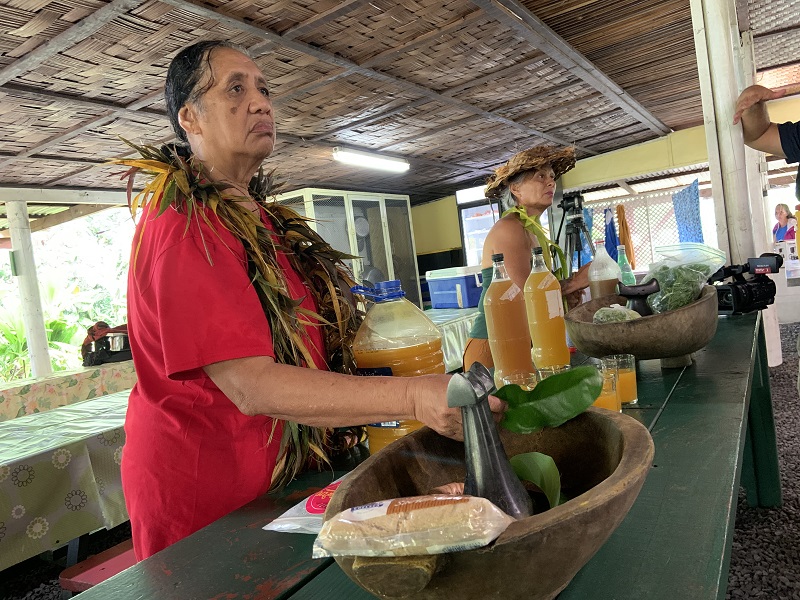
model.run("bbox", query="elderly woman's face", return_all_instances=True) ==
[179,47,275,166]
[776,206,789,222]
[510,165,556,214]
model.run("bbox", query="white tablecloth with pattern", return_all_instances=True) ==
[0,390,130,570]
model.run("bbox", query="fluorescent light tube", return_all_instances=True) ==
[332,147,410,173]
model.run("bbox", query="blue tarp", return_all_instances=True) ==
[604,208,619,260]
[672,179,703,243]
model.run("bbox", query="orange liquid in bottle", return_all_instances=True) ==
[524,270,570,370]
[484,279,534,387]
[354,339,444,453]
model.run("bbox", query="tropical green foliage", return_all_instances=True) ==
[0,208,134,382]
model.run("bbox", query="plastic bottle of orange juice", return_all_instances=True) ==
[524,247,570,373]
[352,280,445,454]
[484,253,535,389]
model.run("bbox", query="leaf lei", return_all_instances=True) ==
[111,140,365,490]
[502,206,568,280]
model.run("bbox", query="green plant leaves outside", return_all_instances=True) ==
[510,452,562,509]
[496,365,603,434]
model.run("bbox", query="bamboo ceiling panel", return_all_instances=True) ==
[43,116,173,158]
[47,162,139,189]
[522,0,702,132]
[0,0,796,214]
[0,92,110,153]
[755,31,800,71]
[290,0,478,65]
[747,0,799,33]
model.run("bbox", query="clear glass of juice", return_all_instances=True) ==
[592,365,621,412]
[602,354,638,405]
[499,371,539,391]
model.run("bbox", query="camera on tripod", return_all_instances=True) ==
[558,193,584,215]
[555,193,593,276]
[708,253,783,315]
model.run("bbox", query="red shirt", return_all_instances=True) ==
[123,202,326,560]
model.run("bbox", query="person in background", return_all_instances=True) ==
[118,40,506,561]
[462,145,589,371]
[772,203,797,243]
[733,83,800,397]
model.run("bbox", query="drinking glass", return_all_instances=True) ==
[536,365,570,380]
[601,354,638,405]
[592,365,622,412]
[499,372,539,391]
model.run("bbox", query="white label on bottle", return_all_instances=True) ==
[500,284,522,301]
[545,289,563,319]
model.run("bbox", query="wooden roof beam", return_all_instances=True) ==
[0,0,146,87]
[282,0,374,41]
[468,0,670,136]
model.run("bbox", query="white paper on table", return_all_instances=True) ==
[263,474,348,534]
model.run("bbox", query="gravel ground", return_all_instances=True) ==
[726,322,800,600]
[2,324,799,600]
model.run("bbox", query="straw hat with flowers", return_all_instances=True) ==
[484,145,576,198]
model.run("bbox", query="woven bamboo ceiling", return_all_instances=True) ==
[0,0,798,223]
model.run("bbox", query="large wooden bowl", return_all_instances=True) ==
[565,285,719,366]
[325,409,654,600]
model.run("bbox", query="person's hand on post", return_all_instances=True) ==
[406,374,508,440]
[732,85,786,125]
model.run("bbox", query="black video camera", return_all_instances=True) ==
[558,193,584,214]
[708,253,783,315]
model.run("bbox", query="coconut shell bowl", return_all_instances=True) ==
[565,285,719,368]
[325,408,654,600]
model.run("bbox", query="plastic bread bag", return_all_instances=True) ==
[593,304,642,323]
[641,243,726,313]
[264,476,346,534]
[312,495,514,558]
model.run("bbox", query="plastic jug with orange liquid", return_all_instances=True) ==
[484,253,535,389]
[524,247,570,374]
[352,280,445,454]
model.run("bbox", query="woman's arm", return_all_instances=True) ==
[733,85,787,157]
[204,356,506,440]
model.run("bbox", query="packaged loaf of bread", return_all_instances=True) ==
[312,495,514,558]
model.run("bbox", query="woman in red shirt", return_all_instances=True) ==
[120,40,506,560]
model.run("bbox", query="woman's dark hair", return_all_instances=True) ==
[165,40,246,144]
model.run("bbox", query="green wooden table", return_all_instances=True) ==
[77,312,780,600]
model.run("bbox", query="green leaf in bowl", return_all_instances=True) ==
[496,365,603,434]
[510,451,562,509]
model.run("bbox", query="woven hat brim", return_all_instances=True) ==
[484,146,576,198]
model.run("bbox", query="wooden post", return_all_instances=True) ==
[6,200,52,377]
[690,0,755,263]
[738,31,783,367]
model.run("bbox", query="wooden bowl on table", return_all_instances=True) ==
[565,285,719,368]
[325,409,654,600]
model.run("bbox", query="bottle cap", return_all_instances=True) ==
[351,280,405,302]
[491,253,504,262]
[617,244,626,250]
[532,247,543,255]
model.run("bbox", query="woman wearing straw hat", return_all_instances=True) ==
[462,145,589,371]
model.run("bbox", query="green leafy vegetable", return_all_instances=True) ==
[496,365,603,434]
[510,452,562,509]
[644,262,714,313]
